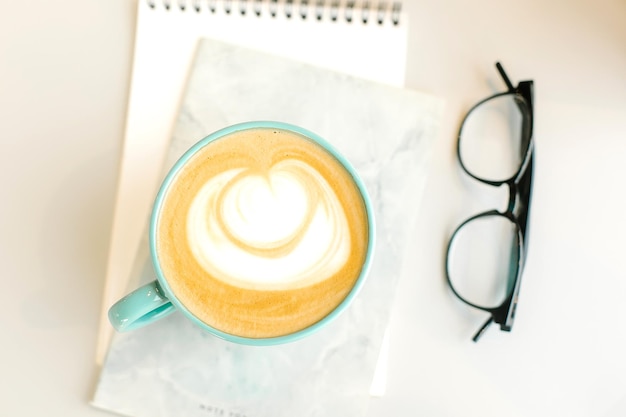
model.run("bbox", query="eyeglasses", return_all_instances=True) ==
[445,62,534,342]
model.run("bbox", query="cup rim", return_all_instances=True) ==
[149,121,376,345]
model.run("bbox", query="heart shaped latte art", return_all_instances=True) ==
[187,159,351,290]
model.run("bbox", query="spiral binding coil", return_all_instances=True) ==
[146,0,402,25]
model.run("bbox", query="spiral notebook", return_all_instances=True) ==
[96,0,409,367]
[92,37,443,417]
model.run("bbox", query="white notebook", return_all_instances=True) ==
[92,37,442,417]
[96,0,409,367]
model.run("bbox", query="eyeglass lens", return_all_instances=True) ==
[459,93,529,182]
[447,213,521,310]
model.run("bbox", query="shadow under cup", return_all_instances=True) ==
[108,121,376,345]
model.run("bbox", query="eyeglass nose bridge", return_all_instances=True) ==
[505,180,519,217]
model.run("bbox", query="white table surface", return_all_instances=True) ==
[1,1,625,416]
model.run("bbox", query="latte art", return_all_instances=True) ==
[187,160,351,289]
[156,127,370,338]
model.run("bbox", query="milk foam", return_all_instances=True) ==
[156,127,370,338]
[187,159,351,289]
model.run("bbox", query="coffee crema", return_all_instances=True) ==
[156,128,369,338]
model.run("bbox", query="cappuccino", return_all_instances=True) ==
[155,127,370,338]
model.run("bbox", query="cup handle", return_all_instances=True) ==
[108,280,175,332]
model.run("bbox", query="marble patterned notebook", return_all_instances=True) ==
[92,38,443,417]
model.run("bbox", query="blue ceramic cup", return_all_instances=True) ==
[108,121,375,345]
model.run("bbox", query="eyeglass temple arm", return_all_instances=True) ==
[495,62,515,92]
[472,316,494,342]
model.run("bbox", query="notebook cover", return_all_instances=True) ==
[96,1,410,366]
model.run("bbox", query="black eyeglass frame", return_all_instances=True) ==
[445,62,534,342]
